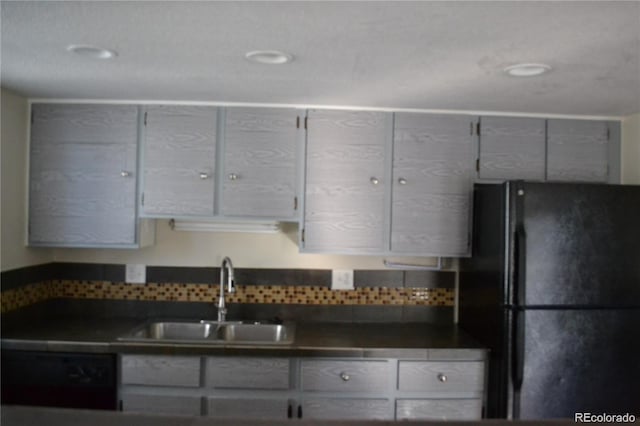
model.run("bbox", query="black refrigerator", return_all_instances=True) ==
[459,181,640,419]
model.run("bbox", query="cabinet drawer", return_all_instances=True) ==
[301,360,389,392]
[122,393,201,416]
[302,398,392,420]
[207,398,289,419]
[121,355,200,387]
[398,361,484,393]
[396,398,482,420]
[206,357,289,389]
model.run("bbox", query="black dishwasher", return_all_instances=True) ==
[1,350,117,410]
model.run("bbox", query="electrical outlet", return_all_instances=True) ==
[125,264,146,284]
[331,269,354,290]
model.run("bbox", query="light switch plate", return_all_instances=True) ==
[126,264,146,284]
[331,269,354,290]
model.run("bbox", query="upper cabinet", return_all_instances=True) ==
[29,104,152,247]
[478,117,546,181]
[303,110,391,253]
[392,114,474,256]
[221,108,300,220]
[142,106,218,217]
[546,119,611,183]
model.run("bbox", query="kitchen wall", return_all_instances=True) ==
[0,88,52,272]
[622,112,640,184]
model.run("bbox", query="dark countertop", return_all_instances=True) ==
[1,314,484,358]
[1,406,581,426]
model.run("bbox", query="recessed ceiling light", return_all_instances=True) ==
[504,63,551,77]
[245,50,293,65]
[67,44,117,59]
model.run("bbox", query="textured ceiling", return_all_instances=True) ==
[1,1,639,117]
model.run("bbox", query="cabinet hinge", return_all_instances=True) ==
[293,196,298,211]
[301,228,305,243]
[476,122,481,136]
[475,158,480,172]
[296,116,300,129]
[144,112,148,126]
[304,117,308,130]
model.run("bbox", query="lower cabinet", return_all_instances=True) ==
[118,351,486,420]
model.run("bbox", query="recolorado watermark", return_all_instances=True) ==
[575,412,636,423]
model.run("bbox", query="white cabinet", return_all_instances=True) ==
[391,113,474,256]
[142,105,218,217]
[221,107,300,220]
[303,110,391,253]
[28,103,153,247]
[118,352,485,421]
[478,117,546,181]
[547,119,610,182]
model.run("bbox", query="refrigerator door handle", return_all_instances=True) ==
[512,308,525,392]
[514,226,526,307]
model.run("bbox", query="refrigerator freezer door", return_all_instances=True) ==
[515,309,640,419]
[514,182,640,307]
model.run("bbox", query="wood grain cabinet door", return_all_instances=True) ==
[29,103,138,246]
[547,119,610,182]
[478,116,546,181]
[391,113,474,256]
[303,110,391,253]
[142,105,217,217]
[221,107,299,219]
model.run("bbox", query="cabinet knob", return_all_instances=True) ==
[370,177,379,185]
[199,172,210,180]
[398,177,407,185]
[228,173,238,181]
[120,171,131,178]
[339,371,350,381]
[437,373,447,383]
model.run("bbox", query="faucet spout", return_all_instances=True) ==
[218,257,235,322]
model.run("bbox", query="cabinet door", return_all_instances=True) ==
[222,108,299,219]
[547,119,609,182]
[303,110,391,253]
[121,355,200,387]
[391,114,473,256]
[207,398,290,419]
[29,104,138,246]
[142,105,217,216]
[122,393,201,416]
[301,398,392,420]
[479,117,545,181]
[396,399,482,420]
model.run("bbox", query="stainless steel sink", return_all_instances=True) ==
[117,320,294,345]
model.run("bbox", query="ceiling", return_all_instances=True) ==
[1,1,639,117]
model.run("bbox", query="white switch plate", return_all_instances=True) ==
[125,264,146,284]
[331,269,354,290]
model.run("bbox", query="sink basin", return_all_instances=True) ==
[117,320,294,345]
[216,323,292,344]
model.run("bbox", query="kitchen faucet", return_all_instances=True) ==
[217,256,235,322]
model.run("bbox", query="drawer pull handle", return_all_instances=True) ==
[339,372,350,381]
[437,373,447,382]
[199,172,210,180]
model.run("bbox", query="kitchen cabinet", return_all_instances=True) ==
[302,109,392,253]
[221,107,300,220]
[546,119,611,182]
[28,103,153,248]
[391,113,475,256]
[118,352,485,421]
[142,105,218,217]
[477,116,546,181]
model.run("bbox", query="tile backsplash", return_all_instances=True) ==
[1,263,455,317]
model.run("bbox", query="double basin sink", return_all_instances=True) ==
[118,320,294,345]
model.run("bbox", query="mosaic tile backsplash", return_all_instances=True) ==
[1,280,454,313]
[1,263,456,314]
